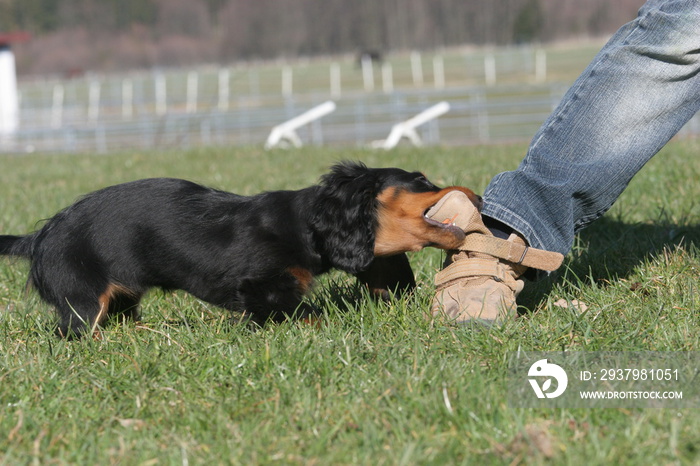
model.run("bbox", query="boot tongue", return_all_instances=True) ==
[426,190,496,263]
[425,190,490,235]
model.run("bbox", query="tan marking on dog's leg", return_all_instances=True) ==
[301,315,323,328]
[93,283,137,336]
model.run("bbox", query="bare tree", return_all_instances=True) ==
[9,0,646,74]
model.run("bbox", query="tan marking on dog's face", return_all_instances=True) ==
[373,186,481,256]
[287,267,314,295]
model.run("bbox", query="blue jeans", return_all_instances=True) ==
[481,0,700,255]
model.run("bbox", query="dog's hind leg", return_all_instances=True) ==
[51,283,140,338]
[53,293,108,339]
[102,284,142,326]
[237,270,314,325]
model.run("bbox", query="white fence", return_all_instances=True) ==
[7,84,700,154]
[4,46,700,153]
[5,84,570,153]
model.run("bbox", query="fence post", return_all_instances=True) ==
[433,55,445,89]
[361,56,374,91]
[51,83,64,128]
[122,78,133,119]
[88,79,100,122]
[330,63,341,98]
[282,66,293,96]
[218,68,230,111]
[484,54,496,86]
[535,49,547,83]
[155,73,167,116]
[186,71,198,113]
[411,51,424,87]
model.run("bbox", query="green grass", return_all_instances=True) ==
[1,141,700,464]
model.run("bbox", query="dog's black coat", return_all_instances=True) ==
[0,162,472,338]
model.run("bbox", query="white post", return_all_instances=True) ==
[0,45,20,139]
[186,71,198,113]
[484,54,496,86]
[433,55,445,89]
[376,101,450,150]
[122,78,133,119]
[381,62,393,94]
[218,68,230,111]
[410,51,424,86]
[330,63,341,98]
[361,56,374,91]
[535,49,547,83]
[282,66,293,96]
[51,83,64,128]
[88,79,101,122]
[155,73,167,116]
[264,100,336,149]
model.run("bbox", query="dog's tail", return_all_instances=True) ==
[0,235,34,258]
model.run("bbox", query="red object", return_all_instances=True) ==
[0,32,31,46]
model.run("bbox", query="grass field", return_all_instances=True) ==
[1,140,699,464]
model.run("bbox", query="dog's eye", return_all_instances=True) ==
[416,175,434,186]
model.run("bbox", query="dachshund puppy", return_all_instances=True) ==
[0,161,480,337]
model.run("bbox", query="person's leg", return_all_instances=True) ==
[432,0,700,323]
[483,0,700,254]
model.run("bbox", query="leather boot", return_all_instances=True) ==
[426,191,563,324]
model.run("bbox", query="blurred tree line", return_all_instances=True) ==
[1,0,644,74]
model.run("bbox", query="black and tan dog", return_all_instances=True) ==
[0,161,480,337]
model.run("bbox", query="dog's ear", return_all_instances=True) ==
[312,161,379,273]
